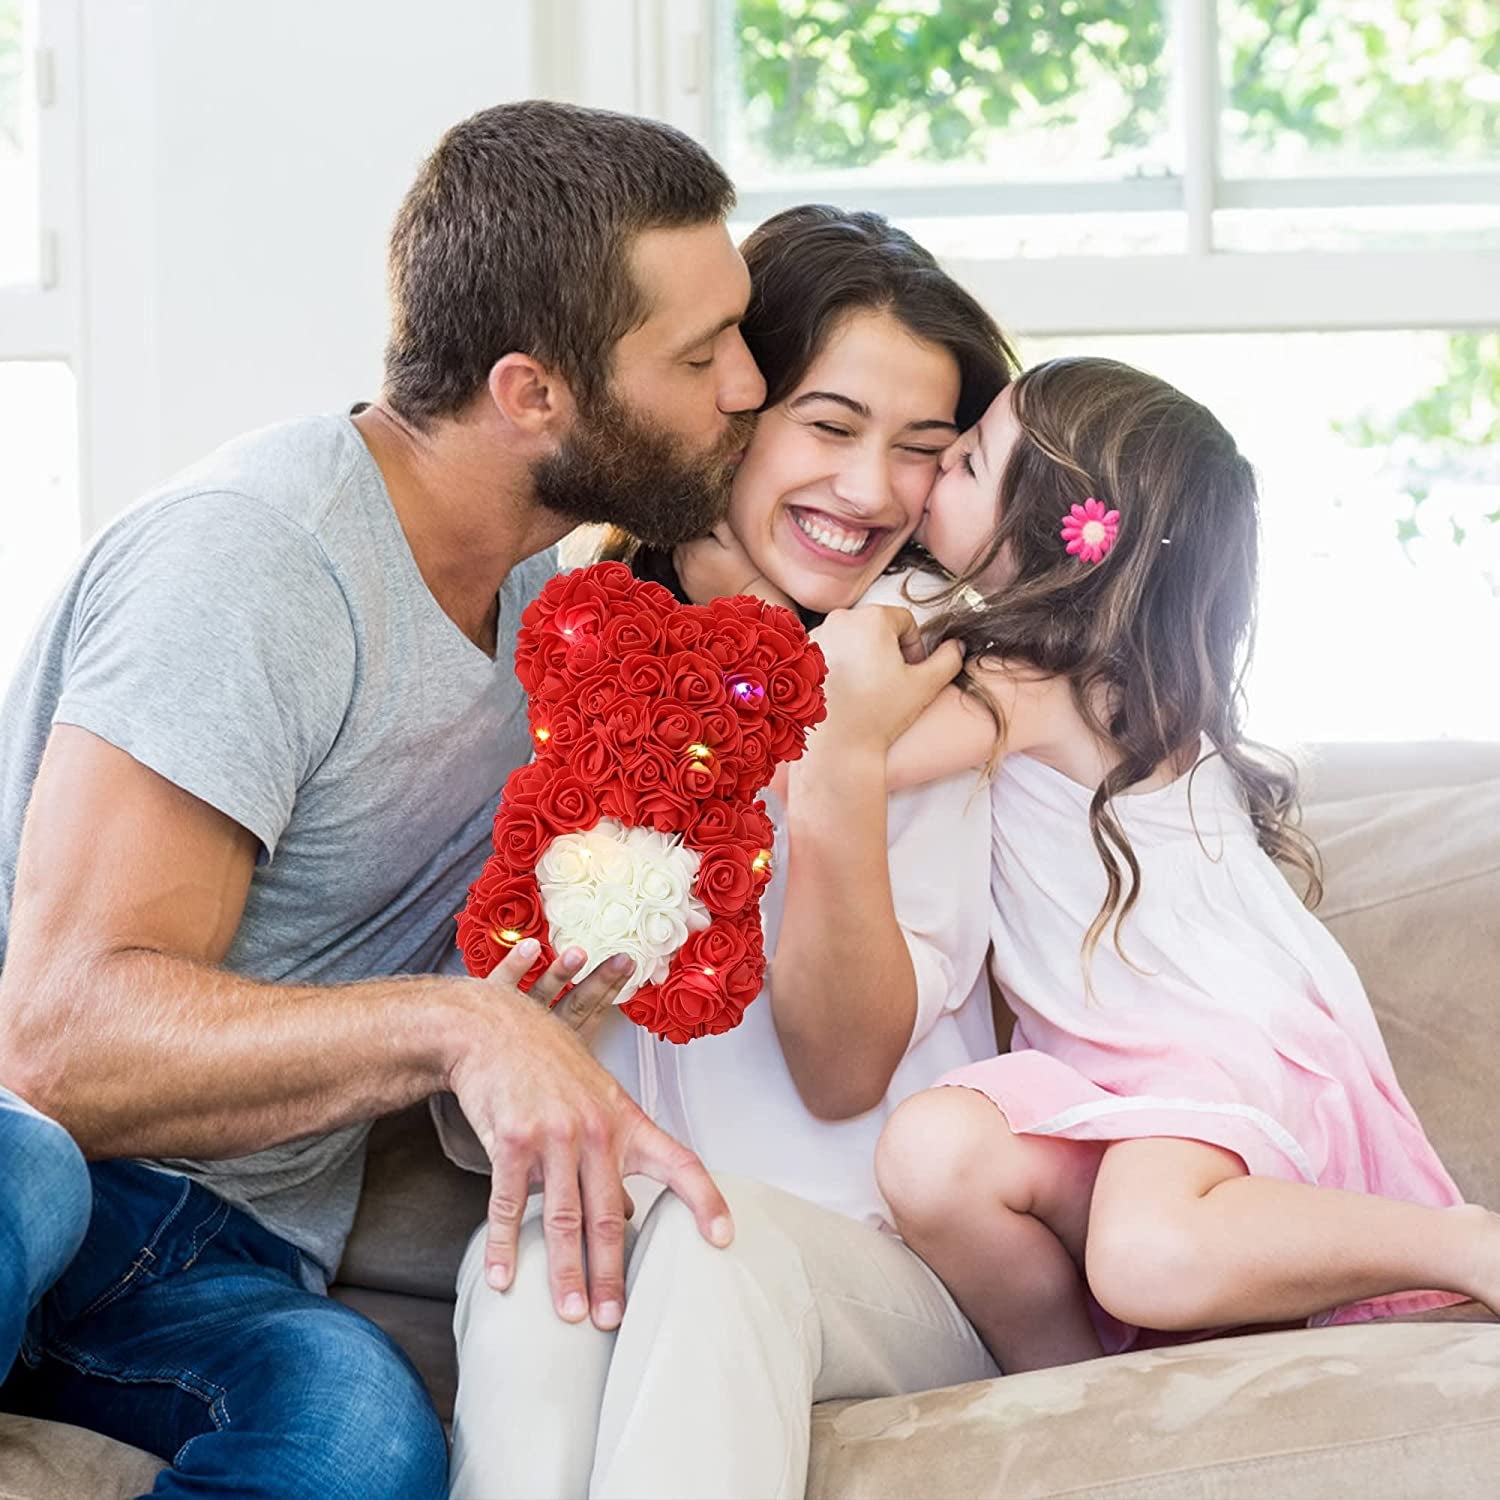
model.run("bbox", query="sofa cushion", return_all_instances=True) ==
[0,1413,163,1499]
[806,1316,1500,1500]
[334,1104,488,1300]
[1302,776,1500,1208]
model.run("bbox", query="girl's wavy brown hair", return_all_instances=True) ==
[927,356,1323,964]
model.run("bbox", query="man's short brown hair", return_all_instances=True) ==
[383,100,736,426]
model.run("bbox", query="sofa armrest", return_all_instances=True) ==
[1296,740,1500,805]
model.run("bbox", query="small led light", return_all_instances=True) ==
[686,742,713,761]
[703,967,716,976]
[752,849,772,873]
[727,675,766,709]
[534,727,551,742]
[496,928,523,945]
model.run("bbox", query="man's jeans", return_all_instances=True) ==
[1,1086,445,1499]
[1,1085,91,1385]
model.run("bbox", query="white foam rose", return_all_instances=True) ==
[584,827,635,885]
[637,904,690,956]
[536,839,593,889]
[535,817,709,1005]
[634,853,692,909]
[590,882,640,944]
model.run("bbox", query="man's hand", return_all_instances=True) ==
[507,939,634,1042]
[809,605,964,751]
[674,522,795,610]
[449,942,732,1332]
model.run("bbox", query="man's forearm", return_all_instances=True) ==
[0,949,480,1160]
[772,741,916,1119]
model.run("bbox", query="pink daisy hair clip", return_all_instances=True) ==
[1060,497,1120,564]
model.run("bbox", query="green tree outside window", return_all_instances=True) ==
[730,0,1500,545]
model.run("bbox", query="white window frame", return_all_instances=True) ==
[571,0,1500,337]
[0,0,81,356]
[0,0,83,477]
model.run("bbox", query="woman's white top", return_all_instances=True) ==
[593,569,996,1228]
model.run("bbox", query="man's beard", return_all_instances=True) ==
[533,389,755,549]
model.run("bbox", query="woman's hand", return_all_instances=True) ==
[674,522,795,609]
[809,605,964,751]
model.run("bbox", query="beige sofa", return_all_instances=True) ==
[4,740,1498,1499]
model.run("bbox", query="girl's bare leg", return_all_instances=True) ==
[877,1087,1107,1373]
[1086,1137,1500,1332]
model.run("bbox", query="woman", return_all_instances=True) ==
[441,205,1016,1500]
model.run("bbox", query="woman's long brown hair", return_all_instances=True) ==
[927,357,1323,964]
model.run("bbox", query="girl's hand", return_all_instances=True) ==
[674,522,795,609]
[809,605,964,751]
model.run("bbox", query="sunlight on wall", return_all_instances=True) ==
[0,362,78,686]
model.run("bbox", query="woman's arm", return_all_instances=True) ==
[769,607,963,1119]
[773,739,907,1119]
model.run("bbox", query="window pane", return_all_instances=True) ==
[730,209,1186,262]
[0,362,78,688]
[721,0,1177,187]
[1214,203,1500,255]
[1022,331,1500,743]
[1220,0,1500,177]
[0,0,38,286]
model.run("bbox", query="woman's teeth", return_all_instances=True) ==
[792,509,872,556]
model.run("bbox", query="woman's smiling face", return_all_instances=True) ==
[726,308,961,614]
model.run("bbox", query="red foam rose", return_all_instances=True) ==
[491,804,551,870]
[601,611,664,657]
[650,704,704,756]
[464,861,547,946]
[695,845,755,917]
[533,773,601,835]
[686,799,743,847]
[667,650,729,711]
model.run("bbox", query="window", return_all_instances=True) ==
[0,0,82,682]
[1021,331,1500,743]
[692,0,1500,740]
[0,0,40,286]
[716,0,1500,280]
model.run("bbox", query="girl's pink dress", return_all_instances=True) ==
[940,746,1467,1348]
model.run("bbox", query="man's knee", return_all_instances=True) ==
[249,1306,447,1499]
[0,1096,91,1296]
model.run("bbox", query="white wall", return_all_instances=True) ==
[78,0,539,530]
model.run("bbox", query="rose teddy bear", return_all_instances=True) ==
[456,561,827,1044]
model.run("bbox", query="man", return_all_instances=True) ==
[0,100,763,1497]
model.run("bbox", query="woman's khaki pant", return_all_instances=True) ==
[449,1174,997,1500]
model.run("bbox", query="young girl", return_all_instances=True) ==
[813,355,1500,1375]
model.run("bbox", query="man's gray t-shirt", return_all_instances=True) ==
[0,415,553,1286]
